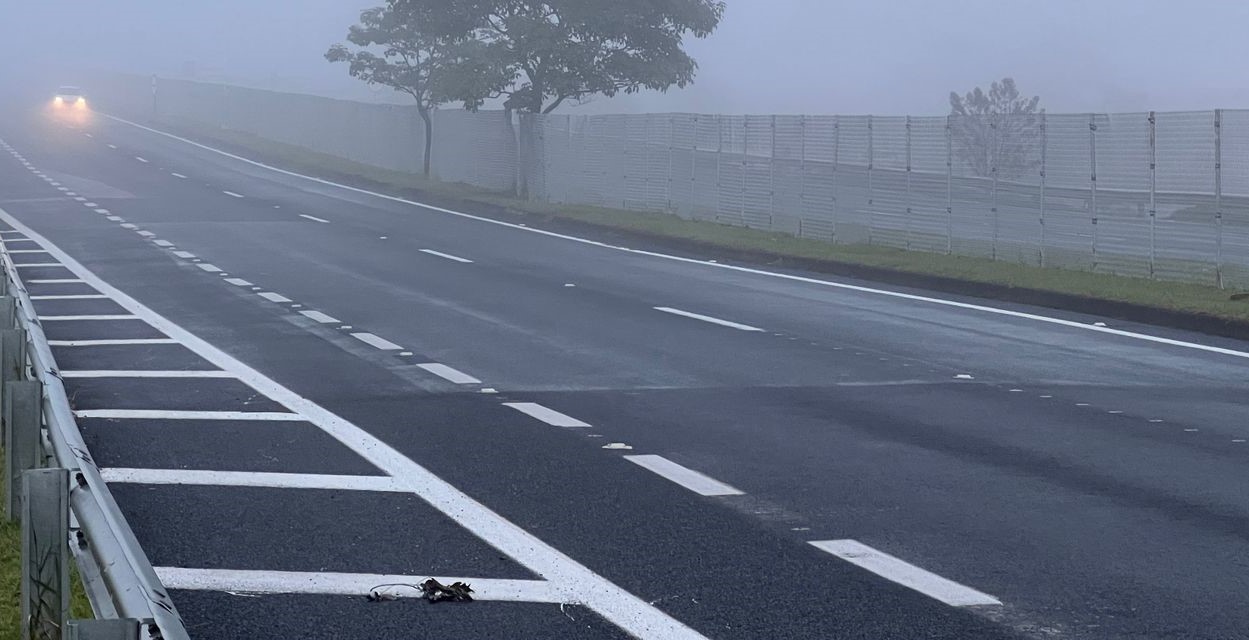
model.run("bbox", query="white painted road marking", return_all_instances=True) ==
[31,294,109,300]
[172,251,196,259]
[809,540,1001,607]
[94,208,109,214]
[39,314,139,321]
[120,223,137,230]
[14,263,62,268]
[299,214,330,223]
[654,306,764,332]
[622,455,744,496]
[153,240,174,247]
[48,338,178,346]
[171,172,187,179]
[196,263,222,273]
[135,156,149,163]
[503,402,591,428]
[74,409,305,421]
[224,278,253,287]
[60,370,235,378]
[4,205,711,640]
[106,217,124,222]
[420,249,473,263]
[351,332,402,350]
[222,190,244,198]
[417,363,482,385]
[107,144,117,149]
[137,231,156,238]
[104,114,1249,363]
[258,292,292,303]
[27,279,84,284]
[300,310,340,324]
[101,468,405,492]
[8,249,49,254]
[154,568,562,604]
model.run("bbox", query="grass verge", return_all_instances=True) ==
[154,119,1249,324]
[1,453,94,635]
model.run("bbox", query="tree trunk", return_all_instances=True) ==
[418,108,433,178]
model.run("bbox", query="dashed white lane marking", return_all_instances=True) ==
[106,216,123,222]
[299,214,330,223]
[84,133,92,138]
[420,249,473,263]
[222,190,244,198]
[31,294,109,300]
[224,278,253,287]
[503,402,591,428]
[100,469,405,492]
[171,173,187,179]
[107,144,116,149]
[4,204,708,640]
[300,310,340,324]
[48,338,178,346]
[84,202,98,207]
[27,278,83,284]
[196,263,222,273]
[153,240,174,247]
[258,292,292,303]
[653,306,765,332]
[74,409,305,421]
[808,540,1001,607]
[154,568,561,604]
[137,231,156,238]
[135,156,149,163]
[60,370,235,378]
[39,314,140,321]
[351,332,402,350]
[622,455,744,496]
[120,223,137,229]
[73,197,87,202]
[172,250,196,259]
[417,363,482,385]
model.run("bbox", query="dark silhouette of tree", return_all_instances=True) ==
[949,78,1042,180]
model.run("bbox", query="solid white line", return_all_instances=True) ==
[654,307,764,332]
[420,249,473,263]
[153,568,562,604]
[27,279,84,284]
[48,339,178,346]
[171,173,187,179]
[809,540,1001,607]
[300,310,339,324]
[153,240,174,247]
[75,410,305,421]
[2,201,712,640]
[223,278,253,287]
[299,214,330,223]
[171,251,195,259]
[14,263,62,268]
[222,190,244,198]
[351,332,402,350]
[4,238,37,243]
[101,468,404,492]
[503,402,591,428]
[100,114,1249,363]
[31,294,109,300]
[135,156,149,163]
[622,455,744,496]
[258,292,291,303]
[8,249,49,254]
[196,263,222,273]
[39,314,139,321]
[60,370,235,378]
[418,363,482,385]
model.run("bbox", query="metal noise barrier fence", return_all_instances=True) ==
[91,74,1249,289]
[0,244,188,639]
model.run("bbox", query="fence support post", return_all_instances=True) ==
[21,468,69,640]
[690,115,698,219]
[905,116,913,250]
[67,620,142,640]
[0,296,15,329]
[1148,111,1157,279]
[832,116,840,243]
[945,116,954,255]
[715,115,723,224]
[740,117,748,226]
[1089,114,1099,270]
[769,115,777,229]
[5,380,41,522]
[867,115,875,245]
[667,115,675,213]
[1039,112,1048,267]
[798,115,807,237]
[1215,109,1224,288]
[990,116,1000,260]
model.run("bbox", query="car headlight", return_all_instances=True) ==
[54,96,64,104]
[75,97,87,109]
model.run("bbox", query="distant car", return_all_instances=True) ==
[52,86,87,109]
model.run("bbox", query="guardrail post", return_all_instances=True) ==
[21,468,69,640]
[5,380,42,521]
[1,328,29,443]
[0,296,14,328]
[67,619,141,640]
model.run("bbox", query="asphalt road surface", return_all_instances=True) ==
[1,104,1247,639]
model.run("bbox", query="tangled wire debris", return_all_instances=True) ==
[367,579,475,604]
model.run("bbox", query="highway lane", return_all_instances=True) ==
[4,106,1249,638]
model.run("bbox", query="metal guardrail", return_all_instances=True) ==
[0,243,189,639]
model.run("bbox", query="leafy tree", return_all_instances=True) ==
[949,78,1042,180]
[326,4,479,176]
[436,0,726,114]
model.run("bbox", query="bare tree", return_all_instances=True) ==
[949,78,1042,180]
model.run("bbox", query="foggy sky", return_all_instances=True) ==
[5,0,1249,116]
